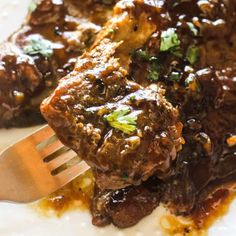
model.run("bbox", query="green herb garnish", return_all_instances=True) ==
[147,60,162,81]
[129,95,137,101]
[23,36,54,58]
[122,172,129,180]
[172,1,181,8]
[107,28,115,34]
[28,1,37,13]
[169,71,181,82]
[105,107,141,134]
[160,28,181,52]
[134,49,152,61]
[187,22,198,36]
[186,45,200,65]
[171,47,183,58]
[148,70,160,81]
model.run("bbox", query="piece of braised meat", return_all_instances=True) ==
[41,0,183,190]
[0,0,115,127]
[92,176,162,228]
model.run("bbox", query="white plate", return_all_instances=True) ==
[0,1,235,235]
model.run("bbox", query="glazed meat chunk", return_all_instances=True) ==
[41,0,183,190]
[92,177,161,228]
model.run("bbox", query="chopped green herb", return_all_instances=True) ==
[147,61,162,81]
[148,70,160,81]
[122,172,129,180]
[28,1,37,13]
[129,95,136,101]
[160,28,181,52]
[187,22,198,36]
[186,45,200,65]
[54,26,62,36]
[105,107,141,134]
[23,36,54,58]
[172,1,181,8]
[134,49,151,61]
[169,71,181,82]
[107,28,115,34]
[170,47,183,58]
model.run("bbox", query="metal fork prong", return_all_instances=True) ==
[0,124,93,203]
[28,125,55,144]
[47,149,78,171]
[40,138,65,159]
[55,161,90,184]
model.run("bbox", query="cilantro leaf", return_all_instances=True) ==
[28,1,37,13]
[187,22,198,36]
[169,71,181,82]
[107,28,115,34]
[105,107,141,134]
[23,36,55,58]
[148,70,160,81]
[186,45,200,65]
[160,28,181,52]
[147,60,162,81]
[170,47,183,58]
[134,49,152,61]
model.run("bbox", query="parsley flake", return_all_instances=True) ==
[134,49,152,61]
[160,28,181,52]
[187,22,198,36]
[148,70,160,81]
[28,1,37,13]
[129,95,136,101]
[147,61,162,81]
[23,36,55,58]
[105,107,141,134]
[107,28,115,34]
[169,71,181,82]
[186,45,200,65]
[171,47,183,58]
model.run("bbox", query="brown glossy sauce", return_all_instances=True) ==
[160,191,235,236]
[37,172,236,235]
[192,189,235,229]
[37,170,94,216]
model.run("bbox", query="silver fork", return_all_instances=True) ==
[0,125,89,203]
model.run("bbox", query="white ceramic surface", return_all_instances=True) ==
[0,1,235,235]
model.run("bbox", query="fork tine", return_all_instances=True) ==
[27,125,55,144]
[47,149,78,171]
[55,161,90,184]
[39,138,65,159]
